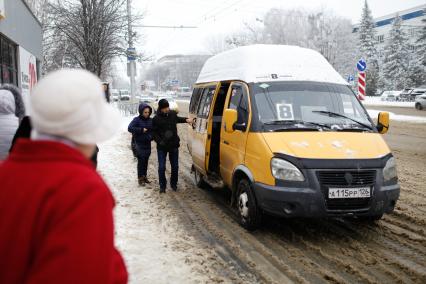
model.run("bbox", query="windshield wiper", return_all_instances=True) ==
[264,120,332,130]
[312,111,373,130]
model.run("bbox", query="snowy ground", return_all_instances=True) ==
[97,117,227,284]
[367,109,426,123]
[361,96,426,123]
[362,96,414,108]
[95,110,426,284]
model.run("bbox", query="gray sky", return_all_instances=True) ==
[132,0,425,59]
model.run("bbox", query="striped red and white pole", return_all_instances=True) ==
[358,72,366,100]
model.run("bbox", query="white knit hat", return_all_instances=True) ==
[30,69,121,144]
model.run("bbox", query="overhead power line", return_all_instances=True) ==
[134,25,198,29]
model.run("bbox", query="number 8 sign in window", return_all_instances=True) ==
[276,103,294,120]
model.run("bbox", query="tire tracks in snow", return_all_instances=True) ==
[164,124,426,283]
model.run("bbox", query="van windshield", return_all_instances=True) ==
[251,82,375,132]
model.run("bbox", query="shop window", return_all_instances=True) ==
[0,35,18,86]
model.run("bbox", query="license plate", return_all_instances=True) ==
[328,187,370,199]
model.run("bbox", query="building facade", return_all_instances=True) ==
[353,4,426,59]
[157,54,211,89]
[0,0,42,108]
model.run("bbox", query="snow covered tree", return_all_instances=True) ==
[381,15,410,90]
[252,8,357,78]
[358,0,380,96]
[45,0,140,78]
[407,16,426,87]
[24,0,49,20]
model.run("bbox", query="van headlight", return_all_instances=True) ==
[383,157,397,182]
[271,158,304,181]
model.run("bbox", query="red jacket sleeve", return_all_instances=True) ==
[26,177,128,284]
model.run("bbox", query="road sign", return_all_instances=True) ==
[347,75,354,82]
[127,47,137,61]
[357,59,367,72]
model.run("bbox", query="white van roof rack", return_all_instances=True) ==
[196,44,348,85]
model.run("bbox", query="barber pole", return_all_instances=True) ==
[358,72,366,100]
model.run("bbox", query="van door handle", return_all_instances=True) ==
[223,140,229,145]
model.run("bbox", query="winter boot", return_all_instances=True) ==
[138,177,146,186]
[144,176,151,184]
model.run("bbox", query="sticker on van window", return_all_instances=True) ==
[276,104,294,120]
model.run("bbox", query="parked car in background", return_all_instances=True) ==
[399,88,413,101]
[139,95,155,104]
[166,90,177,97]
[415,94,426,110]
[176,87,192,98]
[151,96,179,113]
[119,89,130,101]
[111,89,120,101]
[380,90,402,101]
[375,89,384,97]
[408,87,426,102]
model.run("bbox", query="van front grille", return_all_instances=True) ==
[317,170,376,211]
[318,171,376,186]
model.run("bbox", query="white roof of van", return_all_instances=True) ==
[196,44,348,85]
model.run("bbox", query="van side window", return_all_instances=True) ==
[228,85,249,127]
[197,87,215,118]
[189,88,203,114]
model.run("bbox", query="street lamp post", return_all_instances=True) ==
[127,0,136,103]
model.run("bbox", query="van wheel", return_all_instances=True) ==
[415,103,423,110]
[237,179,262,231]
[193,169,206,189]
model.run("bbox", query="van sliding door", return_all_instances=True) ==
[192,86,216,174]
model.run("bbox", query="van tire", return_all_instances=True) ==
[237,179,262,231]
[194,169,207,189]
[415,103,423,110]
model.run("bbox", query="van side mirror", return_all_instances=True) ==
[377,112,390,134]
[224,109,237,133]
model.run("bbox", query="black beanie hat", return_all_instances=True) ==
[158,99,169,110]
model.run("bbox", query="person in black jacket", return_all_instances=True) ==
[102,82,111,103]
[9,116,31,153]
[128,103,153,186]
[152,99,193,193]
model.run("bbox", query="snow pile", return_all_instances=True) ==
[362,96,414,108]
[197,44,348,85]
[367,109,426,123]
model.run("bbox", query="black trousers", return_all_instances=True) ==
[137,147,151,178]
[157,148,179,190]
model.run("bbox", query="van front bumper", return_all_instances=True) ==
[252,178,400,218]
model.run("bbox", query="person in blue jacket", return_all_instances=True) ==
[128,103,153,186]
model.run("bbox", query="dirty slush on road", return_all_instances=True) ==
[99,118,426,284]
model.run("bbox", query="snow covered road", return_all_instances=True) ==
[95,110,425,284]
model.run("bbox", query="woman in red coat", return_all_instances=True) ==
[0,69,128,284]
